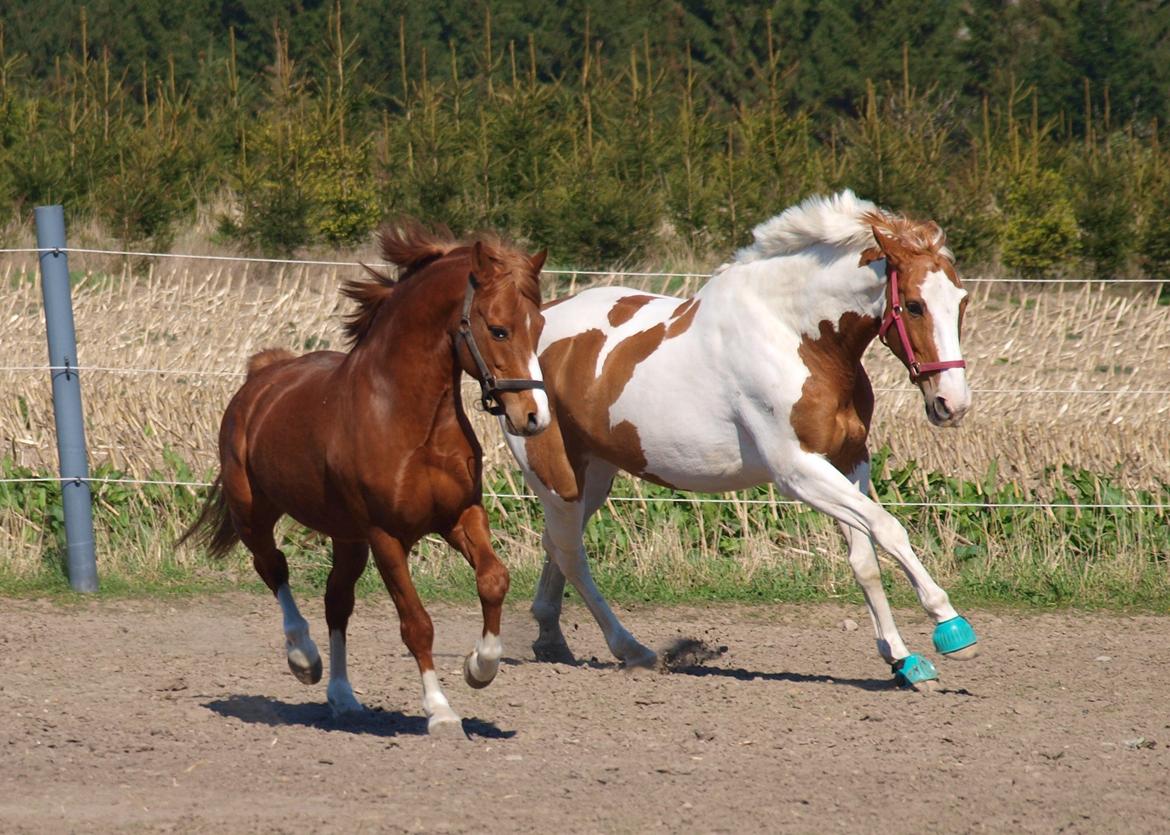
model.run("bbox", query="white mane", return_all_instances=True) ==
[729,190,884,266]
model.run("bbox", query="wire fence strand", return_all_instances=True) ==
[0,475,1163,512]
[4,364,1169,398]
[3,244,1169,284]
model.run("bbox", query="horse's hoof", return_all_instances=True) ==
[621,645,659,670]
[463,652,496,689]
[533,639,576,664]
[327,685,366,718]
[427,713,467,739]
[933,616,979,659]
[892,653,939,688]
[329,701,366,720]
[287,650,323,685]
[944,644,980,661]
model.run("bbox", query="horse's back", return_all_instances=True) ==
[541,286,681,348]
[220,350,348,494]
[522,284,773,494]
[230,350,346,418]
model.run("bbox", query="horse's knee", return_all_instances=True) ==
[921,585,952,615]
[541,527,579,559]
[869,514,910,553]
[399,611,435,653]
[848,551,881,586]
[476,560,510,606]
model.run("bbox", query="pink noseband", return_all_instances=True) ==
[877,269,966,381]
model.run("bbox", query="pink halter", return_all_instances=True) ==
[878,269,967,381]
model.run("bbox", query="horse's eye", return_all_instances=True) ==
[489,326,509,341]
[905,301,925,317]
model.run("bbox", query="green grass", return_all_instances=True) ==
[3,450,1169,611]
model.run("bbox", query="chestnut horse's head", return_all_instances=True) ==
[456,239,551,436]
[860,216,971,427]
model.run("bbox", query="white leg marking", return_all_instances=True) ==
[465,631,502,685]
[277,583,321,682]
[326,629,364,717]
[421,670,461,732]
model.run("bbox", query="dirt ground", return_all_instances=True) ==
[1,594,1167,834]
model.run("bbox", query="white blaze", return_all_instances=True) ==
[921,271,971,416]
[528,354,551,431]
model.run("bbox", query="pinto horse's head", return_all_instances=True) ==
[860,219,971,427]
[457,240,551,436]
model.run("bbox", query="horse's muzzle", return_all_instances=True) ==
[925,394,968,427]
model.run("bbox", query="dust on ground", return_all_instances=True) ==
[1,594,1167,833]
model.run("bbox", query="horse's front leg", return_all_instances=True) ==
[323,539,370,717]
[368,529,463,736]
[835,459,934,688]
[776,450,978,685]
[444,504,510,689]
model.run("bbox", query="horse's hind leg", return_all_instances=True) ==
[224,474,321,685]
[368,529,462,735]
[444,504,510,689]
[324,539,370,717]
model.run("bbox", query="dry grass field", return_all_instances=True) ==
[3,251,1169,597]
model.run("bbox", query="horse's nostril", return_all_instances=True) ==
[934,397,952,420]
[526,412,539,432]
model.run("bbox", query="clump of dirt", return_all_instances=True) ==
[657,637,727,672]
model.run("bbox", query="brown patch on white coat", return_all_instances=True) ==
[790,312,879,475]
[522,296,703,497]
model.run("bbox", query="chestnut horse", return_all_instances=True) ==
[181,223,549,733]
[507,191,978,688]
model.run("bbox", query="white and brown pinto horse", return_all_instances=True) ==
[507,190,978,687]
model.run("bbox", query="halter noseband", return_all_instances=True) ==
[877,268,967,382]
[456,276,545,416]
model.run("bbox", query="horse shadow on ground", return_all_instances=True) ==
[660,663,977,697]
[203,695,516,739]
[506,637,977,696]
[664,664,897,691]
[503,650,893,690]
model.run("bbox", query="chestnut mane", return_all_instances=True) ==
[341,221,458,346]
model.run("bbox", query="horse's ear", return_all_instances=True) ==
[859,225,893,266]
[469,240,491,287]
[530,248,548,275]
[925,220,947,252]
[866,224,908,266]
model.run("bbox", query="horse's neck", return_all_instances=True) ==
[708,250,885,338]
[346,278,466,424]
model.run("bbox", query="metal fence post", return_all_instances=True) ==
[35,205,98,592]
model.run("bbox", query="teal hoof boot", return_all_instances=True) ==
[933,616,979,660]
[892,654,938,688]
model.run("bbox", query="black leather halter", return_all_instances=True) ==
[456,277,545,416]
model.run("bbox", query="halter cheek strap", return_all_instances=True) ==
[878,268,967,382]
[456,277,546,416]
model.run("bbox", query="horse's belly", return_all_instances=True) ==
[633,430,772,492]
